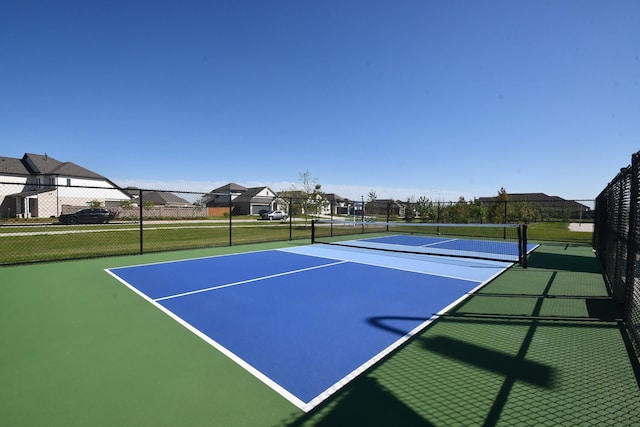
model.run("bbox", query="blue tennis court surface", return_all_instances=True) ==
[106,244,525,412]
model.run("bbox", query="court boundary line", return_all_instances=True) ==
[105,247,515,413]
[301,261,510,411]
[105,267,309,410]
[154,260,348,302]
[107,247,277,271]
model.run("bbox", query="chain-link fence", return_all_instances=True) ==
[1,180,594,265]
[594,150,640,354]
[0,183,321,265]
[359,198,593,224]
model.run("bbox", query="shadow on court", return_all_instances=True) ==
[280,244,640,426]
[526,245,603,274]
[280,376,434,427]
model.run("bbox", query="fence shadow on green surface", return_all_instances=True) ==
[526,246,603,274]
[280,375,435,427]
[282,246,640,426]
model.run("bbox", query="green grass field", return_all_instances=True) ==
[0,219,592,265]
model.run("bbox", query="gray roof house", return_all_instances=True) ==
[366,199,407,217]
[0,153,130,218]
[202,183,278,215]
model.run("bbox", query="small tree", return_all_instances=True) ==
[487,187,510,223]
[366,190,377,218]
[447,197,470,223]
[469,199,486,223]
[404,196,416,222]
[289,170,326,226]
[416,196,437,223]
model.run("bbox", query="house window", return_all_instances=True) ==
[67,178,71,186]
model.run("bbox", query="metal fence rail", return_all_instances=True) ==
[0,184,313,265]
[594,150,640,354]
[1,180,594,265]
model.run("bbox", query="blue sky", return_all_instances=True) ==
[1,1,639,202]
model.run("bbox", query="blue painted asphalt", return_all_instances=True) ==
[108,246,513,411]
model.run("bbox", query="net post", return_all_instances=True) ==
[517,224,522,264]
[311,219,316,244]
[139,188,144,255]
[520,223,528,268]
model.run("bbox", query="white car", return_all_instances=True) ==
[266,210,288,220]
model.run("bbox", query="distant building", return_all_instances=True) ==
[0,153,130,218]
[365,199,406,217]
[201,183,278,215]
[123,188,191,207]
[477,193,592,220]
[478,193,589,210]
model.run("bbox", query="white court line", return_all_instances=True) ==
[104,267,309,410]
[154,260,349,302]
[105,246,515,413]
[420,238,458,247]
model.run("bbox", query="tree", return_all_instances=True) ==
[366,190,377,218]
[287,170,326,225]
[404,196,416,222]
[416,196,437,223]
[446,197,470,223]
[487,187,510,223]
[468,199,486,223]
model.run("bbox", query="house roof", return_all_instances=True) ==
[22,153,106,180]
[0,156,30,175]
[368,199,405,207]
[7,188,55,198]
[325,193,347,202]
[233,187,273,203]
[0,153,109,181]
[140,191,191,206]
[477,193,590,209]
[478,193,565,202]
[212,183,247,194]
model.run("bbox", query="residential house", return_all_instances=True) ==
[0,153,130,218]
[202,183,278,215]
[232,187,279,215]
[324,193,349,215]
[366,199,406,217]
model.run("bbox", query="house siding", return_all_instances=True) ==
[0,153,130,218]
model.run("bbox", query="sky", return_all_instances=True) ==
[1,1,639,203]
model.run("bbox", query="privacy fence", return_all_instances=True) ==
[1,180,592,265]
[594,150,640,353]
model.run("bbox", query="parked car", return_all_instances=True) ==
[264,210,288,220]
[59,208,116,224]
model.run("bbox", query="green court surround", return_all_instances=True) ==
[2,242,640,426]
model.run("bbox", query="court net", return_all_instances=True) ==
[311,220,528,265]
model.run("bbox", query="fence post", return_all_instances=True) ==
[625,154,640,316]
[229,193,233,246]
[289,197,293,240]
[386,201,390,231]
[139,188,144,255]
